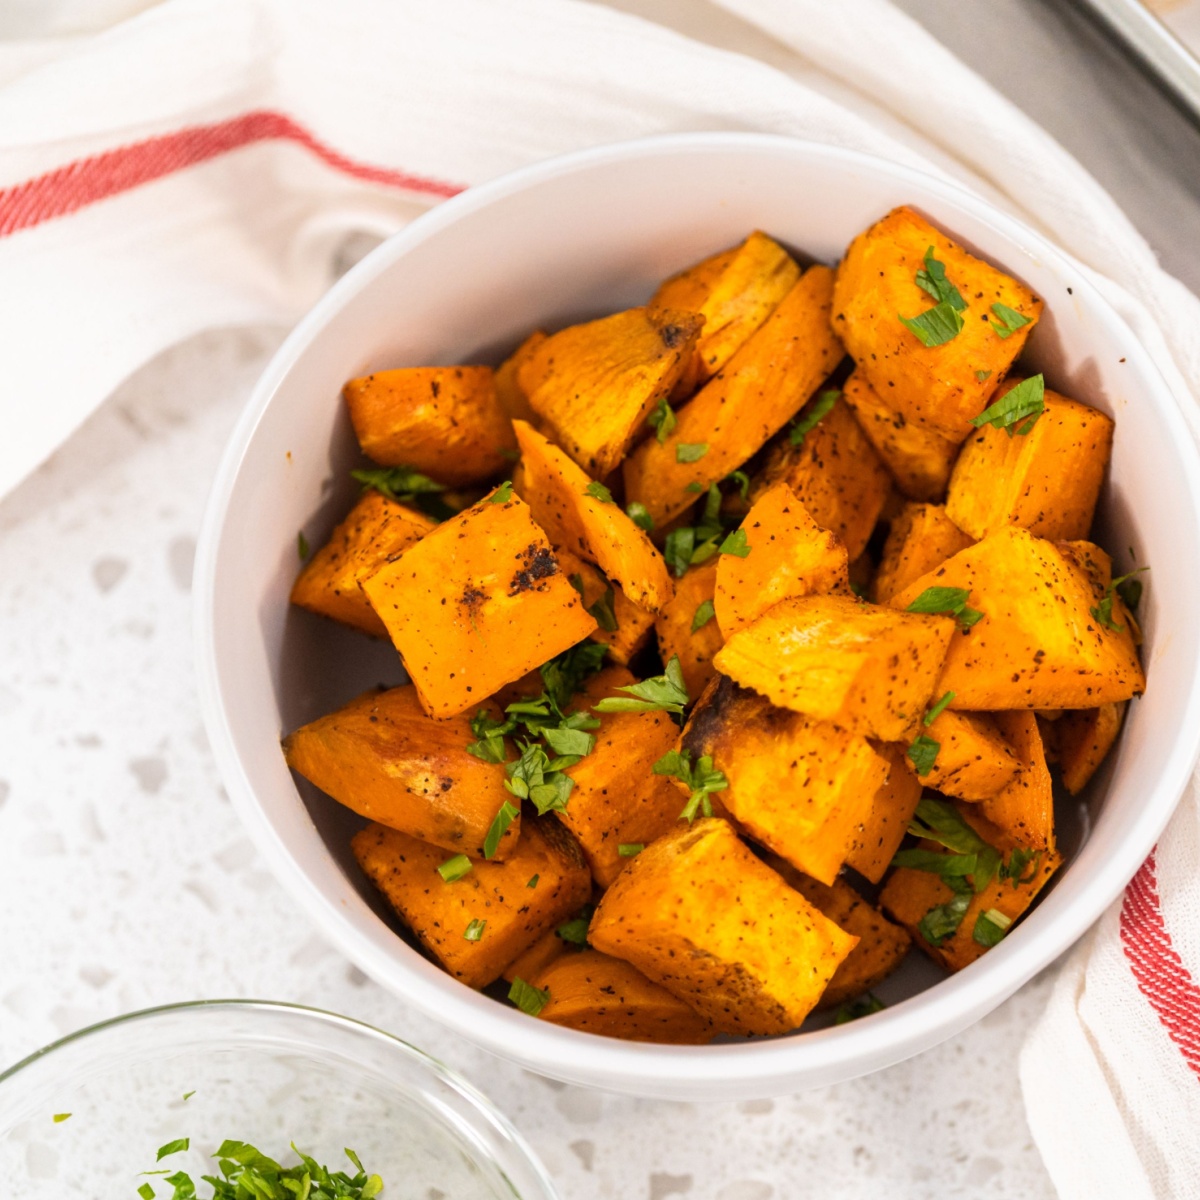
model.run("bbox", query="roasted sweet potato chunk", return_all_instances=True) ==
[1055,702,1127,795]
[652,231,801,391]
[913,710,1022,802]
[887,527,1145,710]
[946,381,1113,540]
[833,206,1042,441]
[494,330,546,426]
[623,266,843,527]
[344,366,516,486]
[841,368,959,501]
[528,949,717,1044]
[845,743,923,884]
[352,817,591,988]
[713,482,848,638]
[554,548,655,666]
[518,307,703,477]
[713,594,955,741]
[361,488,596,717]
[589,818,858,1035]
[682,675,889,885]
[283,686,520,859]
[755,393,891,561]
[290,492,436,637]
[978,712,1055,853]
[872,502,973,604]
[514,420,674,613]
[654,559,723,699]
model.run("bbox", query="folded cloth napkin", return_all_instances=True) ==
[3,1,1197,1192]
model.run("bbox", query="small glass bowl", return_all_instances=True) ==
[0,999,558,1199]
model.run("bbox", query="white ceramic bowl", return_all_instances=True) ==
[195,134,1200,1100]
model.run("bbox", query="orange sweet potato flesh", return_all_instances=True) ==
[655,559,723,700]
[713,594,956,741]
[283,686,520,860]
[652,231,801,391]
[352,817,591,989]
[1057,702,1127,795]
[344,366,517,487]
[880,805,1061,972]
[514,420,674,613]
[530,949,717,1044]
[872,502,973,604]
[978,711,1055,853]
[518,307,703,477]
[756,392,892,561]
[766,861,911,1009]
[841,368,959,502]
[290,491,436,637]
[832,206,1043,442]
[623,266,844,528]
[946,381,1113,540]
[887,527,1145,710]
[713,481,848,639]
[588,817,858,1035]
[494,330,546,426]
[554,548,655,666]
[361,488,597,718]
[845,743,923,884]
[914,710,1022,802]
[682,675,889,885]
[502,927,571,984]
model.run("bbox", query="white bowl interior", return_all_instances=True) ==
[196,135,1200,1099]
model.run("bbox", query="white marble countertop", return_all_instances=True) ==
[4,2,1199,1197]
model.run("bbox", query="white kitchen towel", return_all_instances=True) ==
[1,1,1198,1194]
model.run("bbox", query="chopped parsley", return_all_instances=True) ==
[972,907,1013,947]
[918,889,973,947]
[526,874,539,888]
[719,527,750,558]
[488,480,514,504]
[691,599,716,633]
[351,465,455,520]
[914,246,967,311]
[297,531,309,561]
[556,904,594,946]
[618,843,644,857]
[727,470,751,500]
[676,442,709,464]
[906,735,940,776]
[157,1139,191,1161]
[924,691,955,726]
[484,799,521,854]
[975,369,992,382]
[899,301,964,348]
[654,748,728,823]
[999,847,1043,887]
[585,481,614,504]
[464,918,487,942]
[505,746,574,816]
[662,484,738,576]
[508,977,550,1017]
[593,656,689,714]
[649,396,677,444]
[437,854,472,883]
[587,585,619,633]
[1117,568,1147,612]
[53,1113,71,1123]
[906,586,982,631]
[834,993,886,1024]
[988,302,1031,339]
[1091,567,1148,633]
[789,390,838,447]
[969,374,1044,437]
[626,501,655,532]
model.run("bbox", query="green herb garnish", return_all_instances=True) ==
[483,800,520,856]
[969,374,1044,437]
[488,480,514,504]
[973,907,1013,947]
[437,854,472,883]
[654,748,728,823]
[906,798,1003,890]
[727,470,751,500]
[662,484,737,576]
[465,709,512,764]
[975,369,992,382]
[540,642,608,713]
[509,977,550,1017]
[297,531,309,561]
[906,586,982,631]
[649,396,677,444]
[999,847,1043,887]
[464,918,487,942]
[626,501,655,532]
[618,843,644,857]
[719,528,750,558]
[527,874,539,888]
[906,735,940,776]
[789,389,838,447]
[899,300,964,348]
[918,888,973,947]
[676,442,709,464]
[989,302,1031,339]
[924,691,955,726]
[556,904,594,946]
[593,656,689,714]
[53,1113,71,1123]
[914,246,967,311]
[587,585,619,633]
[158,1139,190,1161]
[352,465,455,521]
[834,993,886,1024]
[1091,567,1148,633]
[691,599,716,633]
[584,481,614,504]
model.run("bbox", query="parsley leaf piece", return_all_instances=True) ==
[488,480,514,504]
[906,798,1002,892]
[593,656,689,714]
[918,885,973,947]
[138,1185,156,1200]
[157,1139,190,1162]
[649,396,677,444]
[907,734,940,776]
[834,993,886,1024]
[618,843,644,857]
[969,374,1045,437]
[975,369,992,382]
[892,847,978,879]
[663,526,695,577]
[542,724,595,758]
[182,1092,195,1102]
[540,642,608,712]
[626,501,655,532]
[973,907,1013,947]
[905,585,982,631]
[587,585,619,633]
[719,527,750,558]
[53,1112,71,1123]
[585,481,614,504]
[509,977,551,1016]
[789,389,839,447]
[437,854,472,883]
[464,918,487,942]
[685,482,705,493]
[297,531,309,561]
[465,709,514,764]
[676,442,709,464]
[914,246,967,311]
[529,771,575,816]
[898,300,965,347]
[924,691,955,726]
[527,874,539,888]
[691,599,716,633]
[1117,569,1146,612]
[485,800,521,848]
[654,748,728,823]
[727,469,751,500]
[1091,567,1148,633]
[989,302,1031,339]
[352,465,446,501]
[556,904,594,946]
[999,847,1043,888]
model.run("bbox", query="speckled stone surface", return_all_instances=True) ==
[0,326,1059,1198]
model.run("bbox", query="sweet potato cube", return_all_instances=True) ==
[654,558,723,699]
[652,231,801,390]
[352,817,591,988]
[514,420,673,613]
[517,307,703,477]
[914,710,1022,802]
[494,330,546,426]
[529,949,717,1044]
[845,743,923,884]
[755,394,891,561]
[681,675,889,885]
[841,368,959,501]
[872,502,973,603]
[290,492,436,637]
[553,548,655,666]
[713,594,955,741]
[833,206,1043,441]
[887,527,1145,709]
[502,927,571,985]
[623,266,844,528]
[767,863,911,1009]
[946,381,1113,540]
[713,482,848,639]
[880,806,1061,972]
[361,489,596,717]
[283,686,520,860]
[344,366,516,486]
[588,818,858,1035]
[555,667,684,888]
[1056,702,1127,795]
[977,712,1055,853]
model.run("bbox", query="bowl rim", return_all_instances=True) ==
[194,131,1200,1095]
